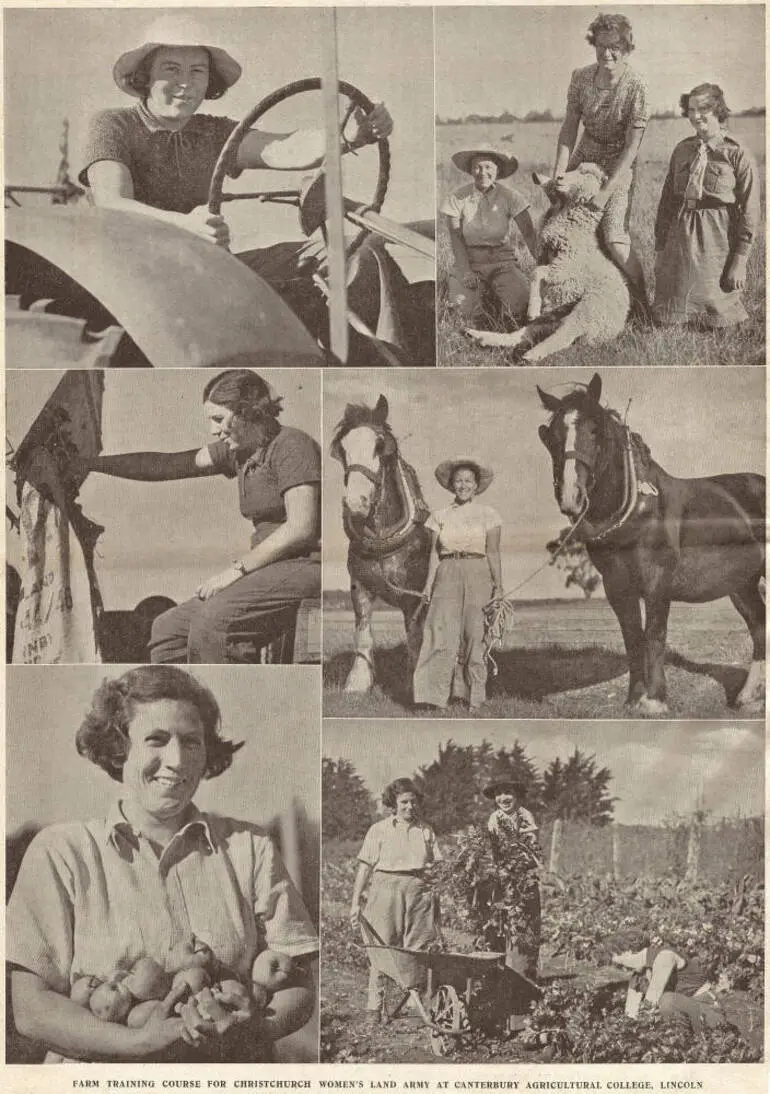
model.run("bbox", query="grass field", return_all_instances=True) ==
[436,118,766,367]
[322,598,761,719]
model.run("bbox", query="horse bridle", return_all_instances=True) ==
[336,428,396,493]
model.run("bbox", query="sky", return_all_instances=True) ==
[322,367,765,595]
[7,664,320,834]
[323,718,764,826]
[3,6,436,247]
[436,4,765,119]
[6,369,321,610]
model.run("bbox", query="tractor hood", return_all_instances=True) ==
[6,206,323,367]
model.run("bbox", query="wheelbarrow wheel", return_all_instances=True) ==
[429,984,468,1057]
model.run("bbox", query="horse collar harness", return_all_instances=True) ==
[567,423,659,545]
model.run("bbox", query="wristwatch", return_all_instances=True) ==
[232,560,249,577]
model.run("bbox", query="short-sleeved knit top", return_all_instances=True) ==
[79,104,239,213]
[426,500,501,556]
[208,426,321,549]
[566,64,649,172]
[441,182,530,247]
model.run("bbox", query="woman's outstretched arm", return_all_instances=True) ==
[75,447,215,482]
[350,862,373,929]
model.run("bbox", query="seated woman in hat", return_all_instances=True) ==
[413,459,502,710]
[482,776,542,984]
[441,148,537,324]
[77,15,395,356]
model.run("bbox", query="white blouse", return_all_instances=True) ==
[427,500,501,556]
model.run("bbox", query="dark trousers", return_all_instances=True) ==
[149,558,320,664]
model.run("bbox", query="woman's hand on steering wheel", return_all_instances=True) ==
[183,206,231,249]
[350,102,393,148]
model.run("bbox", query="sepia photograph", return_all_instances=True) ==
[6,368,321,665]
[436,5,765,366]
[6,664,320,1063]
[322,367,765,719]
[321,718,763,1064]
[5,5,436,367]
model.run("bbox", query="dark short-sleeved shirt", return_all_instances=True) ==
[209,425,321,548]
[646,945,710,996]
[78,105,239,213]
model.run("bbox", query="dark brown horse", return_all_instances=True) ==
[538,373,765,714]
[330,395,432,693]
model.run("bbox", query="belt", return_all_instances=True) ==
[466,243,509,250]
[439,551,486,560]
[682,196,731,212]
[374,869,426,877]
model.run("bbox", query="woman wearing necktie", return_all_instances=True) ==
[653,84,760,328]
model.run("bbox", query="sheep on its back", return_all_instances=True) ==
[466,163,630,362]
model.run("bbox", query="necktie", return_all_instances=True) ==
[684,141,709,202]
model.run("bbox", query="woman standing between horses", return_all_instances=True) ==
[653,83,760,328]
[72,369,321,664]
[349,779,442,1023]
[442,148,537,324]
[483,776,542,985]
[552,12,649,314]
[412,460,502,710]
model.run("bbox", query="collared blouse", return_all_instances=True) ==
[441,182,530,247]
[566,64,649,171]
[426,500,502,556]
[7,801,318,996]
[357,816,442,873]
[654,132,760,256]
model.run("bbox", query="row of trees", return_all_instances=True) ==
[437,106,765,126]
[322,740,615,840]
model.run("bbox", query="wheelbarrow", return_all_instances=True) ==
[359,916,541,1056]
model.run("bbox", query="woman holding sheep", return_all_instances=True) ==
[552,12,649,314]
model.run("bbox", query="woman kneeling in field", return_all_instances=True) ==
[654,83,760,329]
[602,928,762,1052]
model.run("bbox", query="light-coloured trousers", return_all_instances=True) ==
[363,872,438,1010]
[413,557,492,708]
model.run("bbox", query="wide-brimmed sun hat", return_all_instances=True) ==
[435,459,494,495]
[452,148,519,179]
[113,15,242,97]
[483,775,528,800]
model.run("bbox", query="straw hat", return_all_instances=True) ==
[435,459,494,495]
[452,148,518,179]
[113,15,242,97]
[483,775,528,800]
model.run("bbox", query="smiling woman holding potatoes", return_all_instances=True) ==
[7,665,318,1063]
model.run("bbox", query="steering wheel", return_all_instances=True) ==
[208,78,390,260]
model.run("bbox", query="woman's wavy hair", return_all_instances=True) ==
[586,13,635,54]
[127,47,229,100]
[680,83,730,123]
[382,777,424,811]
[76,666,243,782]
[202,369,284,424]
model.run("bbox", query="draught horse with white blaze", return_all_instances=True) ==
[330,395,432,694]
[537,374,765,714]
